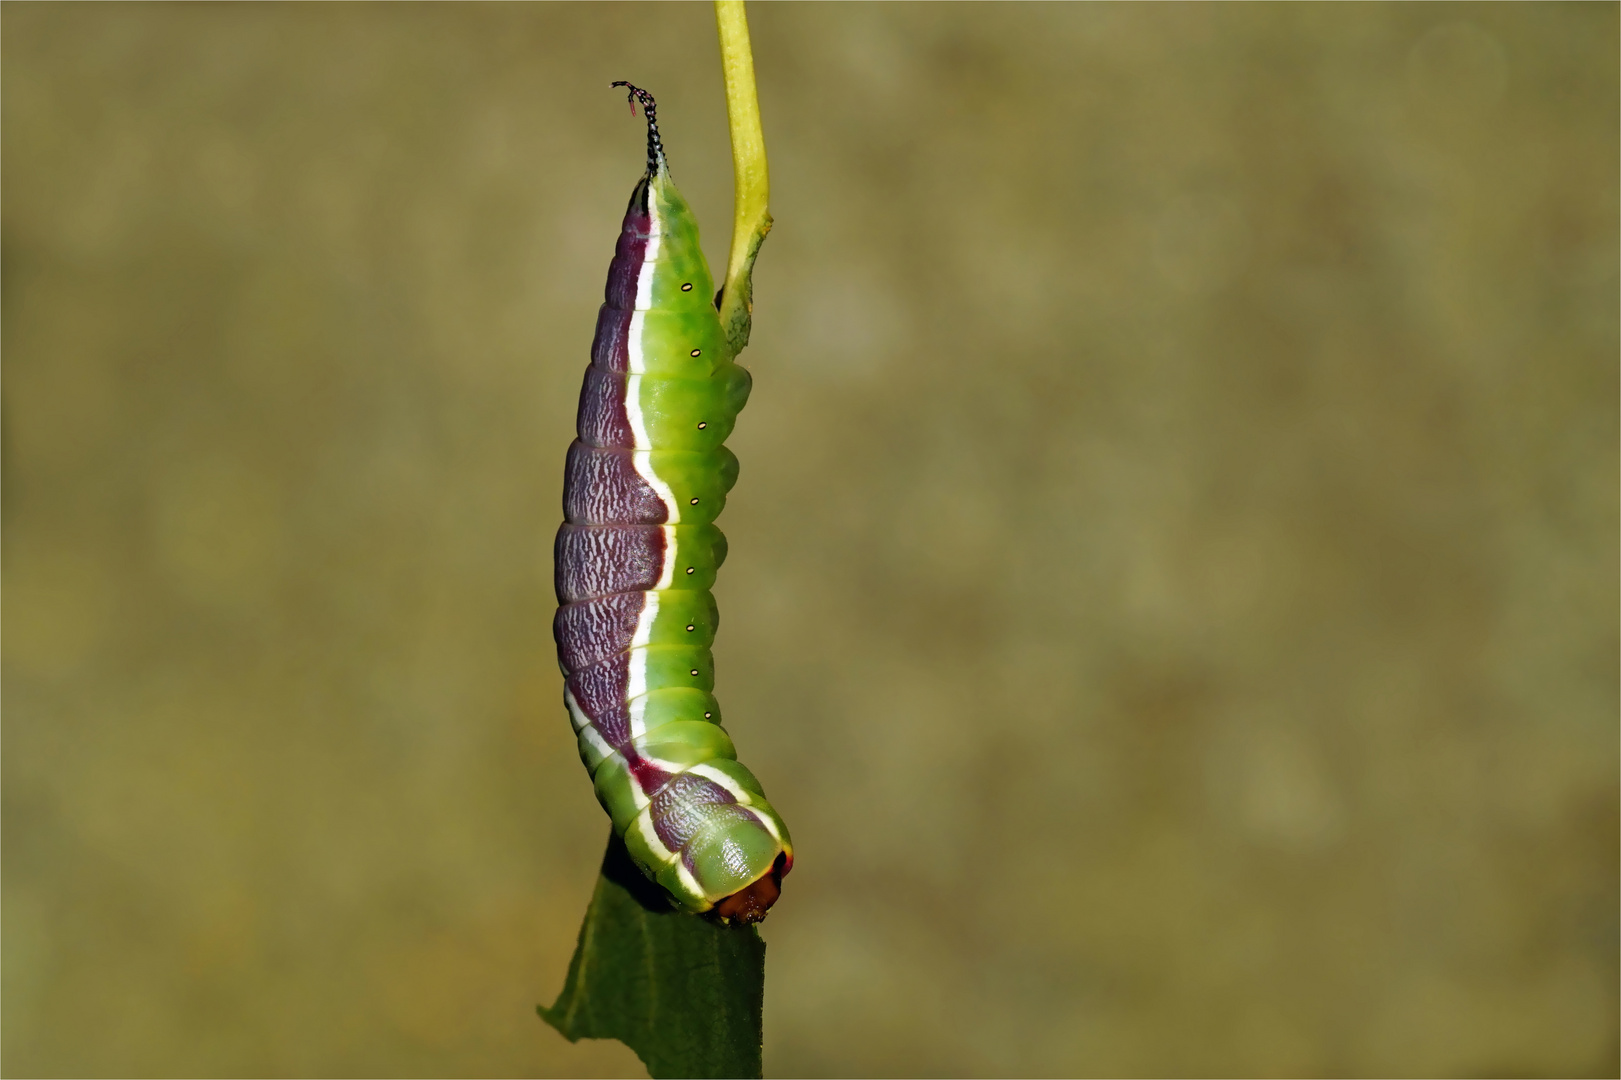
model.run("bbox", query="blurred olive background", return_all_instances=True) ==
[4,3,1616,1077]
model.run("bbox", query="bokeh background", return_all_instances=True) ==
[4,3,1616,1076]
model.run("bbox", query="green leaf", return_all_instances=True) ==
[539,833,766,1079]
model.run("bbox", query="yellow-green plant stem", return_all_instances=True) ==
[714,0,770,354]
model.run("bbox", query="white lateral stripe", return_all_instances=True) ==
[617,772,651,814]
[626,311,647,374]
[685,763,786,846]
[632,451,680,524]
[675,861,708,903]
[627,645,649,702]
[634,214,663,311]
[563,686,589,733]
[630,592,660,648]
[634,810,677,863]
[653,526,679,589]
[628,694,649,741]
[624,374,650,448]
[577,724,616,766]
[626,590,659,730]
[741,804,785,846]
[637,752,706,776]
[635,256,659,309]
[688,762,756,806]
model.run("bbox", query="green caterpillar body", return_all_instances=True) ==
[552,86,791,923]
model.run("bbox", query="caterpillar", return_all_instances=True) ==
[552,83,792,924]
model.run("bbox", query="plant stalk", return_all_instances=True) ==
[714,0,770,354]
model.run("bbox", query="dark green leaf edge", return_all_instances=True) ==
[539,833,766,1079]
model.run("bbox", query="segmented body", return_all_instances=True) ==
[553,87,792,922]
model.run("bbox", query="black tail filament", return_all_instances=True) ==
[611,81,667,176]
